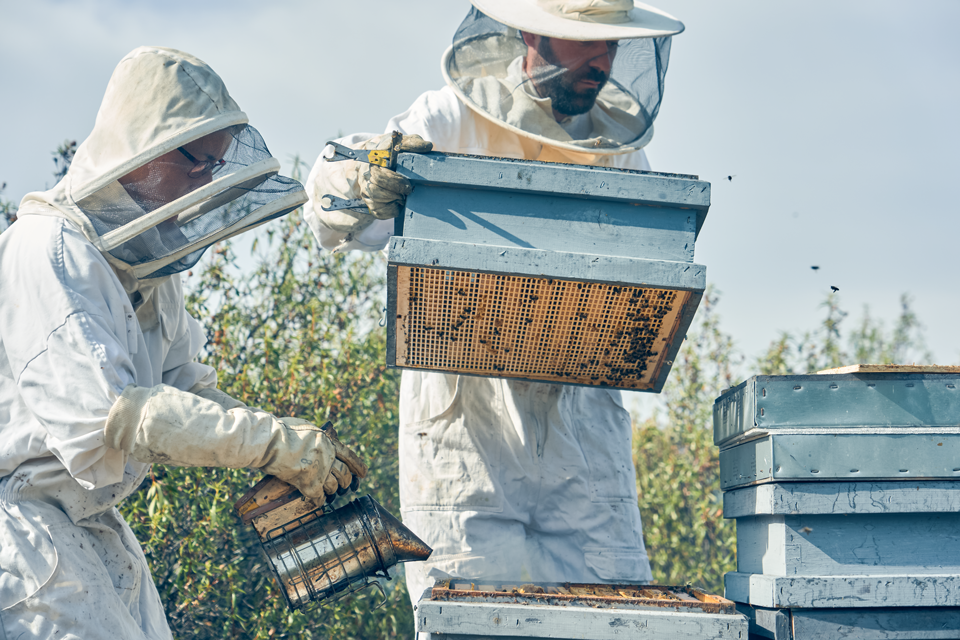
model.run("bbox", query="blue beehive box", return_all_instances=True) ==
[713,372,960,489]
[714,368,960,637]
[386,152,711,392]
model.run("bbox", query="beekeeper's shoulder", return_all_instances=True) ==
[387,86,470,149]
[4,214,124,316]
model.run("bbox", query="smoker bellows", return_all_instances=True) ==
[385,152,710,392]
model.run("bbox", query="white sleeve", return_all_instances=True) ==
[161,310,217,392]
[384,87,466,153]
[17,311,134,489]
[303,88,468,254]
[303,132,394,253]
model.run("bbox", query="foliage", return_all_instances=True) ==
[756,292,933,375]
[119,207,413,639]
[634,288,740,594]
[0,182,17,232]
[52,139,77,182]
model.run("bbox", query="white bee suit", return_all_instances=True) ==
[304,85,655,604]
[0,46,322,639]
[0,218,207,639]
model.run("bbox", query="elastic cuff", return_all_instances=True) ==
[104,385,154,452]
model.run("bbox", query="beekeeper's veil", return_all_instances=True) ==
[444,0,683,154]
[17,46,306,282]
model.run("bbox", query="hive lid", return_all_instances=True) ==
[818,363,960,375]
[713,372,960,447]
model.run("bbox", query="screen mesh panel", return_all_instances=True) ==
[394,266,689,389]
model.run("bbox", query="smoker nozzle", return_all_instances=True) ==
[372,499,433,564]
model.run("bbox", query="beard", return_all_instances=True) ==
[533,38,609,116]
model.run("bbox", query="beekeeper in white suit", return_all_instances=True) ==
[305,0,684,609]
[0,46,367,639]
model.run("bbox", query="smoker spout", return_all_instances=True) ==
[371,499,433,563]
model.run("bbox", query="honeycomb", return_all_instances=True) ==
[393,266,689,390]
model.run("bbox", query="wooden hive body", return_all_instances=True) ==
[416,581,747,639]
[386,152,710,392]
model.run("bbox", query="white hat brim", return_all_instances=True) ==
[470,0,684,41]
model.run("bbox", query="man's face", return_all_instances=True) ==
[523,34,618,117]
[118,129,234,213]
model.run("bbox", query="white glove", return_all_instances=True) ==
[190,385,250,410]
[104,384,367,503]
[357,133,433,220]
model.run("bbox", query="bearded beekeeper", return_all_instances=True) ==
[0,47,367,639]
[304,0,683,606]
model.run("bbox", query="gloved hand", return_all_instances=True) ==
[104,384,368,505]
[279,418,362,504]
[357,133,433,220]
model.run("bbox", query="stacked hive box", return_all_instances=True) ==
[713,368,960,639]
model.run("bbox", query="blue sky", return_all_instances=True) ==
[3,0,959,395]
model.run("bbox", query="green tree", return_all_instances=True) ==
[756,292,933,375]
[634,288,739,594]
[0,182,16,231]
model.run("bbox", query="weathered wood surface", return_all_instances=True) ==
[388,237,707,292]
[719,433,960,490]
[404,185,696,262]
[713,374,960,447]
[818,364,960,375]
[735,513,960,576]
[723,482,960,518]
[736,605,960,639]
[725,573,960,608]
[397,151,710,231]
[735,604,789,639]
[790,607,960,639]
[416,598,748,639]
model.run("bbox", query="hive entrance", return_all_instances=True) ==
[394,266,688,389]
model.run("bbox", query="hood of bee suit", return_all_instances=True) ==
[16,46,307,289]
[443,1,683,155]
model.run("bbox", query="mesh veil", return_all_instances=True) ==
[447,8,671,151]
[76,125,303,278]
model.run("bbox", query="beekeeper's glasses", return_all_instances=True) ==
[177,146,226,179]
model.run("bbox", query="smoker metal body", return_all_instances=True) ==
[385,152,710,392]
[233,476,431,610]
[415,581,747,639]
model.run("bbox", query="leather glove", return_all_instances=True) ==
[358,133,433,220]
[104,384,367,504]
[280,418,361,504]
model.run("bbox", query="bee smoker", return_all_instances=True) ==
[234,476,432,610]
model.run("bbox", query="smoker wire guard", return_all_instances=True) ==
[253,497,392,610]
